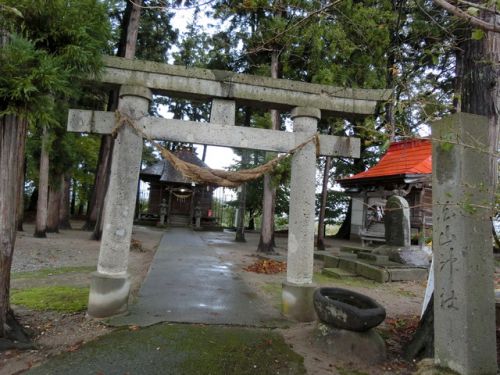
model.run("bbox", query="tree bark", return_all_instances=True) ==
[248,209,255,230]
[258,174,276,252]
[59,173,72,229]
[16,149,26,232]
[34,125,49,238]
[334,124,366,240]
[317,156,332,250]
[0,114,27,338]
[70,179,76,215]
[404,296,434,360]
[84,134,113,231]
[235,184,247,242]
[257,49,280,253]
[46,173,62,233]
[235,108,252,243]
[333,199,352,239]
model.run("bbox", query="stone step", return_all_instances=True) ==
[169,215,191,226]
[322,267,359,279]
[387,267,428,282]
[322,254,427,283]
[314,250,330,260]
[357,252,390,264]
[340,245,372,254]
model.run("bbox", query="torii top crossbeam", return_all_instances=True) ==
[97,56,390,117]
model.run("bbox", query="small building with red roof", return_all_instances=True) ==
[338,138,432,243]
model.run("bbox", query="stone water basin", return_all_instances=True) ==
[313,287,386,332]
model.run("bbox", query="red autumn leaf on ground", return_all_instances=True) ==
[243,259,286,274]
[66,340,84,352]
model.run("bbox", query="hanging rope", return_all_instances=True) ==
[113,111,320,188]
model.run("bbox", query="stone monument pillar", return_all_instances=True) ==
[432,113,497,374]
[384,195,410,247]
[88,85,152,318]
[282,107,320,322]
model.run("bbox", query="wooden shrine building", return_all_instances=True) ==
[139,146,216,227]
[338,138,432,244]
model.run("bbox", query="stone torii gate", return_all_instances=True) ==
[67,56,390,320]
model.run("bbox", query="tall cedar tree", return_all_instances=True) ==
[0,0,109,341]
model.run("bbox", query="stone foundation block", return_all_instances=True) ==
[323,254,340,268]
[388,268,428,282]
[339,258,358,273]
[313,323,386,365]
[282,282,317,322]
[322,267,358,279]
[88,271,131,318]
[355,262,390,283]
[357,252,389,264]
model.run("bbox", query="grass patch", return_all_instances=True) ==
[313,272,378,288]
[12,266,95,280]
[11,286,89,312]
[28,323,306,375]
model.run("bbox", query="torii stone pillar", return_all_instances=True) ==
[282,107,320,321]
[88,85,152,318]
[432,113,497,374]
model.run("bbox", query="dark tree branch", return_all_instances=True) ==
[433,0,500,32]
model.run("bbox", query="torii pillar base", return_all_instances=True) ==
[282,281,317,321]
[88,272,131,318]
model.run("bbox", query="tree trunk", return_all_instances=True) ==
[235,184,247,242]
[0,114,27,338]
[257,49,280,253]
[235,108,252,243]
[334,124,366,240]
[16,149,26,232]
[34,125,49,238]
[317,156,332,250]
[258,174,276,252]
[59,173,72,229]
[84,134,113,231]
[70,179,76,215]
[248,209,255,230]
[46,173,62,233]
[117,0,142,59]
[333,199,352,239]
[404,296,434,360]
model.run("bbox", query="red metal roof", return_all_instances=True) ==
[341,138,431,181]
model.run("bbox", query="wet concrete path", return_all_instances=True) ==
[111,228,284,327]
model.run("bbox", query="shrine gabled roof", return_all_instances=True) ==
[338,138,431,186]
[140,147,210,185]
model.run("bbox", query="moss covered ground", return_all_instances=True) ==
[12,266,95,280]
[11,286,89,312]
[27,323,306,375]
